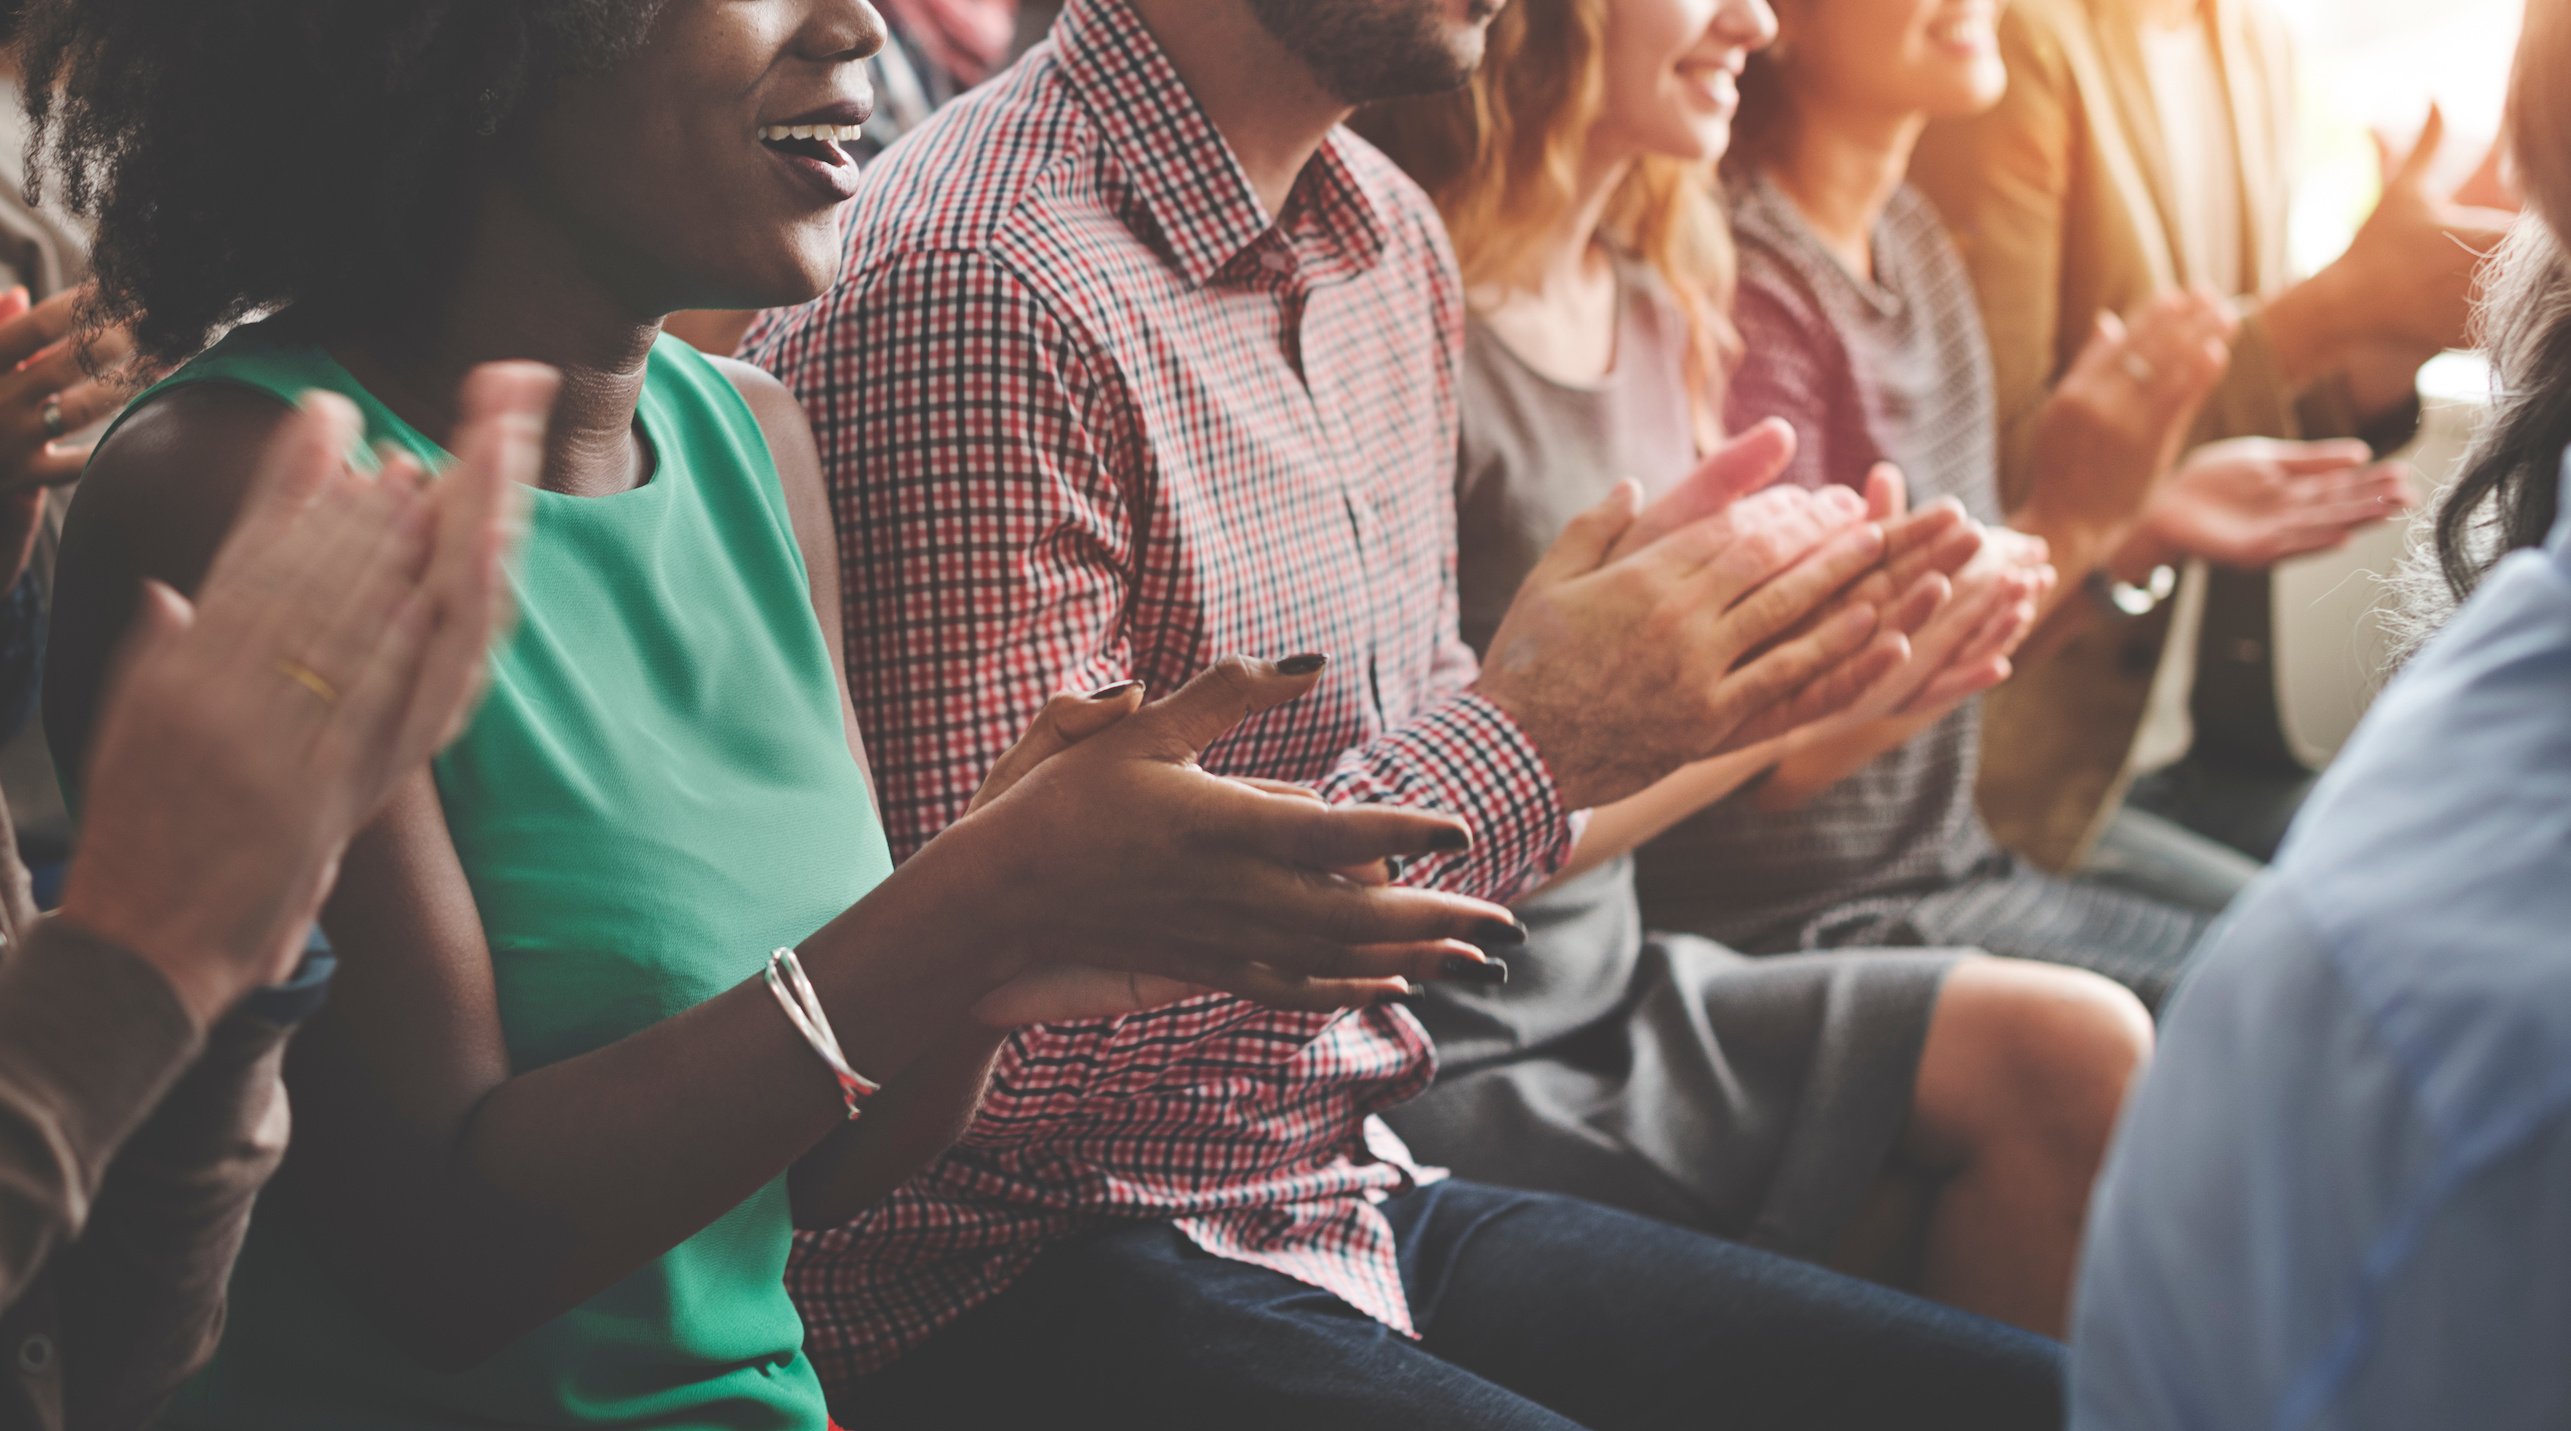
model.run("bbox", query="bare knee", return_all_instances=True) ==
[1908,957,2153,1176]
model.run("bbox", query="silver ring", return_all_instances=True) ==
[38,396,63,441]
[2118,352,2157,385]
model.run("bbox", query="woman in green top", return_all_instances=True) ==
[24,1,1524,1425]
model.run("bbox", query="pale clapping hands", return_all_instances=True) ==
[2135,437,2418,569]
[1477,420,1949,809]
[2025,288,2235,563]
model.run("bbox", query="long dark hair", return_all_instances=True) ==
[2429,0,2571,600]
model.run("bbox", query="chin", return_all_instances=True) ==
[707,245,846,312]
[1678,115,1734,165]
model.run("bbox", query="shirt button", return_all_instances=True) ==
[1259,251,1294,275]
[16,1334,53,1375]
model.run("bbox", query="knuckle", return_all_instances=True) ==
[1209,654,1258,692]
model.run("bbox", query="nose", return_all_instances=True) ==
[802,0,888,62]
[1718,0,1781,50]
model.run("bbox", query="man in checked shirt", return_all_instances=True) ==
[746,0,2078,1424]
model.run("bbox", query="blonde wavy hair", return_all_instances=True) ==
[1352,0,1740,419]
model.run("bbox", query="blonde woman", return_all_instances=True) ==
[1361,0,2169,1336]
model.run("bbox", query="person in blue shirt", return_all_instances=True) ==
[2069,3,2571,1421]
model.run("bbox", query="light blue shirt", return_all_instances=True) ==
[2071,456,2571,1431]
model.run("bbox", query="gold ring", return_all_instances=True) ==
[274,658,339,707]
[38,396,64,441]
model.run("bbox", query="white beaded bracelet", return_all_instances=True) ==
[763,947,881,1121]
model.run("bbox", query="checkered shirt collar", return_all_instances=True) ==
[1055,0,1390,289]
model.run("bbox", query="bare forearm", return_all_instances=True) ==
[2251,272,2353,397]
[1545,742,1783,887]
[314,854,1020,1367]
[790,1022,1008,1228]
[1753,714,1940,813]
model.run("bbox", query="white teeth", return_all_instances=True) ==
[758,123,866,143]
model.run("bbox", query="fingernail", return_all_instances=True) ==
[1440,954,1510,985]
[1087,679,1143,701]
[1427,826,1472,853]
[1379,981,1428,1006]
[1476,917,1529,948]
[1275,653,1329,676]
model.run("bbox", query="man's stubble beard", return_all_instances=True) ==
[1239,0,1493,105]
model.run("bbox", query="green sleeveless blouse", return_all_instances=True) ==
[136,328,891,1429]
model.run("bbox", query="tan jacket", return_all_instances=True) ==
[0,907,294,1431]
[1909,0,2382,867]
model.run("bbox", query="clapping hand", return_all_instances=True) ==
[2338,104,2513,357]
[2137,436,2418,569]
[0,286,142,589]
[2027,288,2235,554]
[1780,467,2050,739]
[930,656,1526,1029]
[1477,419,1941,810]
[56,364,549,1027]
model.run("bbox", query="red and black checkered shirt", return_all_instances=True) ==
[744,0,1576,1382]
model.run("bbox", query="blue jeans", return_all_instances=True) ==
[833,1179,2063,1429]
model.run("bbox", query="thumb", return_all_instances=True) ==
[1523,477,1643,589]
[131,578,197,643]
[95,578,196,711]
[1612,417,1797,559]
[2389,102,2447,194]
[969,680,1145,811]
[1862,463,1909,521]
[2267,438,2376,476]
[2062,307,2130,388]
[1116,654,1327,762]
[216,394,366,574]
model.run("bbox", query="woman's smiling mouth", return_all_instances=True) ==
[757,112,870,204]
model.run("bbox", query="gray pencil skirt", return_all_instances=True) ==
[1381,936,1959,1262]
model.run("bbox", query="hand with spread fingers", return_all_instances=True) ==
[918,655,1526,1030]
[2133,436,2420,571]
[0,286,144,589]
[2268,103,2513,403]
[1474,419,1988,811]
[52,362,548,1028]
[0,286,137,487]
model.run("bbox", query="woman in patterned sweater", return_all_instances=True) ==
[1669,0,2416,1011]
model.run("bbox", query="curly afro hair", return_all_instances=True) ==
[19,0,674,371]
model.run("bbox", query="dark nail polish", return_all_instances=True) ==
[1275,653,1330,676]
[1427,826,1473,854]
[1087,679,1143,701]
[1440,954,1510,986]
[1378,981,1428,1007]
[1476,917,1528,948]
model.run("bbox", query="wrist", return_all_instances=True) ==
[49,888,254,1033]
[2260,268,2357,392]
[2108,522,2181,584]
[878,815,1045,993]
[2009,499,2123,587]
